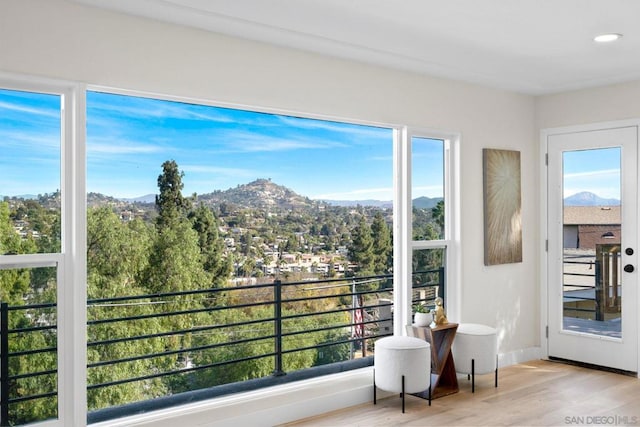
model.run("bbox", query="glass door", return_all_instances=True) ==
[547,126,638,373]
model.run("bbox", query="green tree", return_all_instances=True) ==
[240,257,256,277]
[189,203,232,287]
[349,216,375,275]
[0,202,36,303]
[412,206,439,241]
[86,207,169,410]
[411,209,443,274]
[143,162,211,386]
[284,232,300,252]
[146,161,207,293]
[240,232,253,256]
[10,327,57,424]
[314,328,351,366]
[87,207,152,288]
[371,212,392,274]
[36,212,61,254]
[186,312,273,389]
[1,202,25,256]
[432,200,445,238]
[155,160,191,228]
[0,202,58,424]
[144,217,207,295]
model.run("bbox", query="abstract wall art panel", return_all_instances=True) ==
[483,148,522,265]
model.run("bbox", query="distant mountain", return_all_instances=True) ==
[564,191,620,206]
[87,192,121,207]
[413,196,443,209]
[120,194,156,204]
[322,199,393,208]
[82,180,443,212]
[198,178,317,210]
[0,194,38,200]
[322,196,442,209]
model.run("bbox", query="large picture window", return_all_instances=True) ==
[85,90,396,415]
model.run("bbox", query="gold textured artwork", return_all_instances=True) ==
[483,148,522,266]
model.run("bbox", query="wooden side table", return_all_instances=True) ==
[409,323,459,399]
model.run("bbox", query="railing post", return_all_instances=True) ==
[438,267,446,305]
[611,247,619,311]
[1,302,10,426]
[595,246,603,321]
[273,280,285,377]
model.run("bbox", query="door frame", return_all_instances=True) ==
[540,119,640,377]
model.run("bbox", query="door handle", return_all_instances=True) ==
[624,264,635,273]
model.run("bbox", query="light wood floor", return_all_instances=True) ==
[282,360,640,426]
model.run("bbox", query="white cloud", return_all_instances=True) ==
[276,115,390,139]
[216,130,347,153]
[89,95,241,124]
[87,141,163,155]
[0,130,60,150]
[0,101,60,119]
[181,164,256,177]
[564,169,620,179]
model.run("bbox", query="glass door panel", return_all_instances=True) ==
[562,148,621,338]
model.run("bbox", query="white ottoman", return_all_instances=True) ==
[452,323,498,393]
[373,336,431,412]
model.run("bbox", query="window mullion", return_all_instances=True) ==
[58,84,87,427]
[393,127,413,335]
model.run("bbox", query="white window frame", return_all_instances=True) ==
[393,127,460,335]
[0,76,459,424]
[0,73,87,427]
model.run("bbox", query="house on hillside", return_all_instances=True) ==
[563,206,620,250]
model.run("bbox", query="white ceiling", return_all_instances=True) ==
[72,0,640,95]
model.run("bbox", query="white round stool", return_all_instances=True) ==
[452,323,498,393]
[373,336,431,412]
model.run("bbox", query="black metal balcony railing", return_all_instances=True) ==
[563,245,621,321]
[562,254,597,316]
[0,268,444,426]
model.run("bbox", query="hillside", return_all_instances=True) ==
[564,191,619,206]
[9,179,442,213]
[413,196,443,209]
[198,178,319,210]
[322,199,392,208]
[88,192,124,207]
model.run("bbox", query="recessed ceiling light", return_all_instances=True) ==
[594,33,622,43]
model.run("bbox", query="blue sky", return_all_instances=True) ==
[0,89,61,196]
[563,148,621,200]
[1,88,446,201]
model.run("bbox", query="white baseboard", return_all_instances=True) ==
[498,346,543,368]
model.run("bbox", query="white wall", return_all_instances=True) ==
[0,0,540,424]
[536,78,640,372]
[537,80,640,129]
